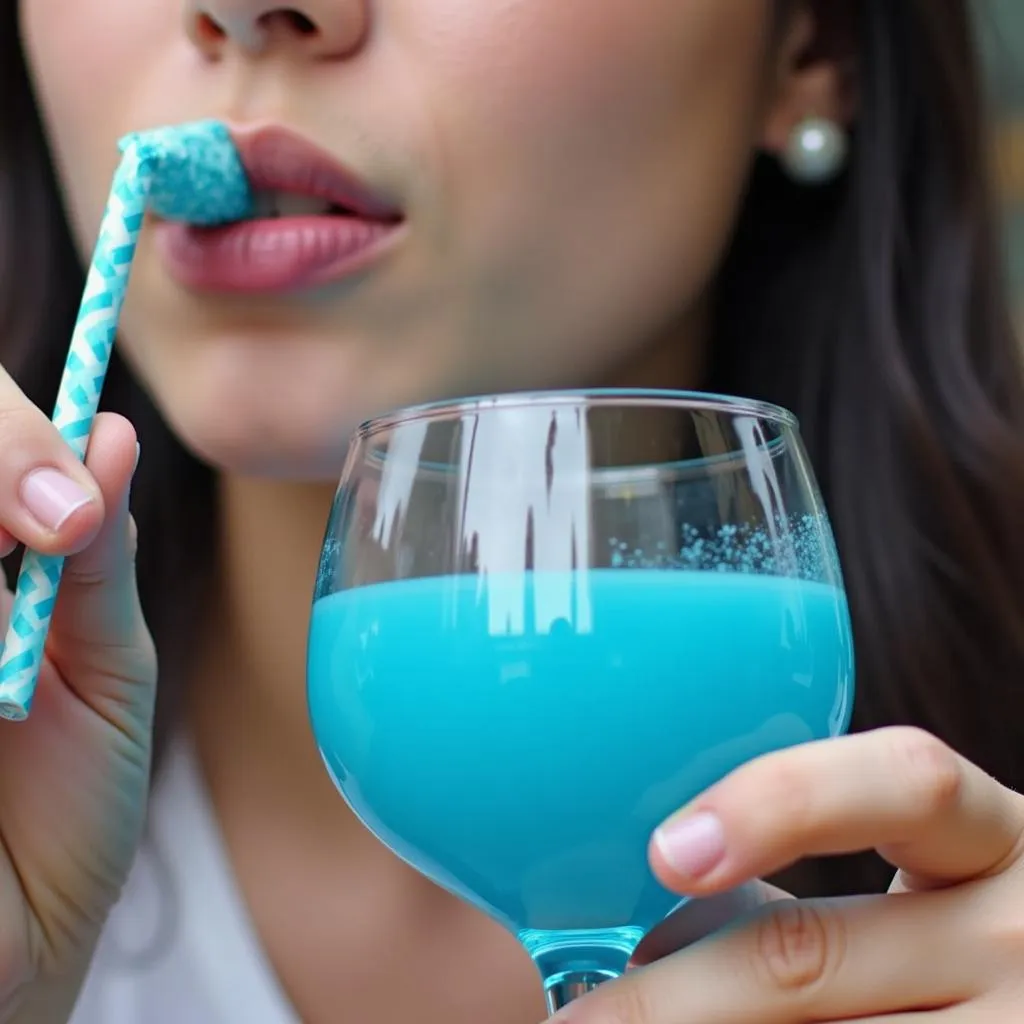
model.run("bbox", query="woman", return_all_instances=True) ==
[0,0,1022,1021]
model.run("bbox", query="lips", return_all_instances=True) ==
[233,127,403,223]
[155,125,404,294]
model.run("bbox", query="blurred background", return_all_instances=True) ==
[979,0,1024,329]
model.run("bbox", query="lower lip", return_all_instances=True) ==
[155,215,403,294]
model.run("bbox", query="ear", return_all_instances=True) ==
[759,0,859,155]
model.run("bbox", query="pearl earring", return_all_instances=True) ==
[781,117,848,185]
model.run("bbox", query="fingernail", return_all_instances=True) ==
[653,811,726,879]
[133,442,141,474]
[21,468,93,531]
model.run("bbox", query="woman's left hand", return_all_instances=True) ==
[551,727,1024,1023]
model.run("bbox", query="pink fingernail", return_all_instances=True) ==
[21,469,93,531]
[653,812,726,879]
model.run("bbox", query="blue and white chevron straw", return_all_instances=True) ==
[0,120,252,721]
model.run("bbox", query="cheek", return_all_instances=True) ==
[400,0,771,365]
[410,0,769,209]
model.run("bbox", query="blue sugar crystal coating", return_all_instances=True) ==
[118,119,253,226]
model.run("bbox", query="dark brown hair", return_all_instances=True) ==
[2,0,1023,898]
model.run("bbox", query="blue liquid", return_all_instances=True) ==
[308,570,853,941]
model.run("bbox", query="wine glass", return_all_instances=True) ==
[307,389,854,1012]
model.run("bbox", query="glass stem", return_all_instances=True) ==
[519,926,644,1014]
[543,970,618,1014]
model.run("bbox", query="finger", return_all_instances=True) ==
[46,415,154,722]
[560,891,987,1024]
[0,577,12,633]
[649,728,1024,895]
[0,371,104,554]
[631,881,791,966]
[0,528,16,559]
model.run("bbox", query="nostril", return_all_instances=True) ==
[258,10,318,36]
[285,10,317,35]
[194,12,227,43]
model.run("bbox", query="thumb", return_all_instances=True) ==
[48,413,154,702]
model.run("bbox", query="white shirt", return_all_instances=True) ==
[70,741,298,1023]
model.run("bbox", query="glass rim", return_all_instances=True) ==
[356,388,799,440]
[360,435,792,482]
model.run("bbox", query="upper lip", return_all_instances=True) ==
[230,125,403,222]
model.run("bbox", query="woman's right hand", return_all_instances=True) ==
[0,369,155,1018]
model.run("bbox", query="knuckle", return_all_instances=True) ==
[751,901,844,995]
[63,561,107,591]
[885,727,963,815]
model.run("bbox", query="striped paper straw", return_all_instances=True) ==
[0,120,252,721]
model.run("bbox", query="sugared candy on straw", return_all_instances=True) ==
[0,119,253,721]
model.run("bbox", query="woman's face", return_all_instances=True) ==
[21,0,793,477]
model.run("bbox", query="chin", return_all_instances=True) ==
[191,440,348,481]
[160,393,356,482]
[120,328,378,480]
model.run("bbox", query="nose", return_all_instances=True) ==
[185,0,368,59]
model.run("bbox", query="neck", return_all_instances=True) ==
[189,473,367,845]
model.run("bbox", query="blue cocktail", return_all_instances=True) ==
[307,391,854,1011]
